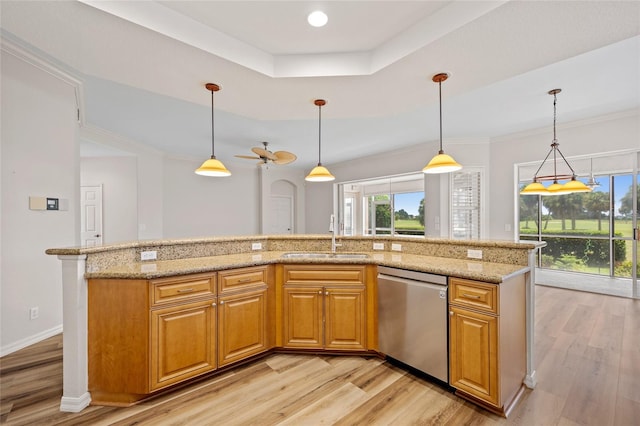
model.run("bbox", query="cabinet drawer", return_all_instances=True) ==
[283,264,365,285]
[449,278,498,314]
[151,273,216,306]
[218,266,268,293]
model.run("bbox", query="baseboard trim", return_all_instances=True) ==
[0,325,63,357]
[60,392,92,413]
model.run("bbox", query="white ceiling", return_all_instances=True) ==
[1,1,639,170]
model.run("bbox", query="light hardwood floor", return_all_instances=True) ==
[1,285,639,425]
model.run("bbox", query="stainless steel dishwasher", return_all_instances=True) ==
[377,266,448,383]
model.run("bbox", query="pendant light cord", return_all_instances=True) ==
[438,79,443,154]
[317,102,322,165]
[210,89,216,159]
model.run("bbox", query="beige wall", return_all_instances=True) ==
[1,48,79,354]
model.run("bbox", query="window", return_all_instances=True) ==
[450,169,483,239]
[518,151,639,279]
[338,173,425,237]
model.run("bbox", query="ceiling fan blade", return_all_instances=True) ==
[252,147,277,161]
[273,151,297,165]
[235,155,261,160]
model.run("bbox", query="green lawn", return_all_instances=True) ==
[394,219,424,230]
[520,218,636,276]
[520,219,634,236]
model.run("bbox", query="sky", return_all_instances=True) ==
[394,192,423,216]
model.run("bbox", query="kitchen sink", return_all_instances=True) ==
[281,252,369,259]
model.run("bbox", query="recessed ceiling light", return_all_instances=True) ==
[308,11,328,27]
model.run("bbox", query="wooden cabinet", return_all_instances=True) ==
[217,266,272,366]
[448,275,526,417]
[150,299,217,390]
[88,272,217,405]
[88,266,274,406]
[280,264,370,351]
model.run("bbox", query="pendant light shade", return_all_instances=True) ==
[423,72,462,174]
[305,99,335,182]
[195,83,231,177]
[520,89,591,196]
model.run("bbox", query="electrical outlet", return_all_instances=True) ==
[467,249,483,259]
[392,243,402,252]
[252,242,262,250]
[373,242,384,250]
[141,250,157,261]
[29,307,39,320]
[141,263,157,273]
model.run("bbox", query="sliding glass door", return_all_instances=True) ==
[519,151,638,298]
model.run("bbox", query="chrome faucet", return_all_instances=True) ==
[329,214,342,253]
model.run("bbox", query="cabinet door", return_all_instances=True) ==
[283,286,323,348]
[218,288,268,366]
[150,299,217,390]
[324,287,366,350]
[449,306,498,406]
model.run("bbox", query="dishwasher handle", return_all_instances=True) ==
[378,273,448,292]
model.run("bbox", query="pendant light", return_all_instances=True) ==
[423,72,462,174]
[195,83,231,177]
[586,158,600,189]
[520,89,591,195]
[305,99,335,182]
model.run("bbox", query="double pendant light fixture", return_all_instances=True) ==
[195,83,231,177]
[520,89,591,196]
[305,99,335,182]
[423,72,462,174]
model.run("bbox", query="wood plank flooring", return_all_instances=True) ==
[2,285,639,425]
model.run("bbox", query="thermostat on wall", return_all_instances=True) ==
[47,198,59,210]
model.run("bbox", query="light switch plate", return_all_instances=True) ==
[252,242,262,250]
[373,242,384,250]
[392,243,402,252]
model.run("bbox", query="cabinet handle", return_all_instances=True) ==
[325,291,329,296]
[220,300,225,305]
[177,288,194,293]
[449,311,454,316]
[462,293,481,299]
[237,278,252,283]
[318,290,322,294]
[211,302,216,307]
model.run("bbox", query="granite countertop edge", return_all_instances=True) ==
[85,251,530,284]
[46,235,544,255]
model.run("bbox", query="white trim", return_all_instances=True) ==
[80,124,166,157]
[0,325,63,357]
[1,36,85,125]
[493,108,639,143]
[60,393,92,413]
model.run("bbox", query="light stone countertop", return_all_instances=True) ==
[85,250,529,284]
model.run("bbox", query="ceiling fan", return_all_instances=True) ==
[235,142,297,165]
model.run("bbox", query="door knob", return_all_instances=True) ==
[94,234,101,237]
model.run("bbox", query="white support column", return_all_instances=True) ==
[58,254,91,412]
[523,248,537,389]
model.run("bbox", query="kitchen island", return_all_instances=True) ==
[47,235,542,415]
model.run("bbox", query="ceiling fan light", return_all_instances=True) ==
[422,152,462,174]
[305,165,335,182]
[195,157,231,177]
[563,177,592,193]
[520,181,548,195]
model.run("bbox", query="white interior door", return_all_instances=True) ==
[270,196,293,234]
[81,185,103,246]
